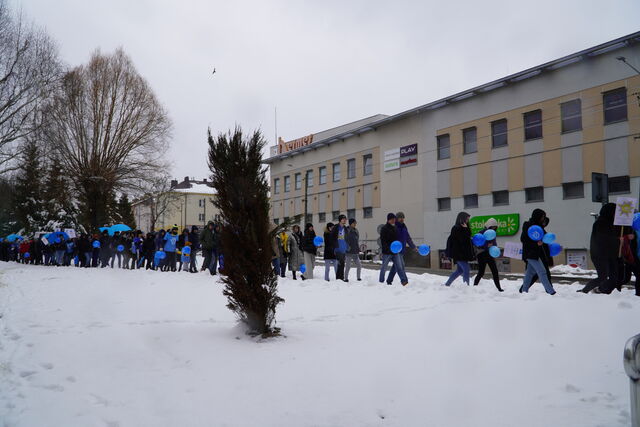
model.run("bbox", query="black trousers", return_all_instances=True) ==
[336,253,345,280]
[581,257,618,293]
[473,252,501,289]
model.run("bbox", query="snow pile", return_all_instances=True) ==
[0,263,637,426]
[551,264,597,277]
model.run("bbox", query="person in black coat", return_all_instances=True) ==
[301,223,317,280]
[77,234,92,268]
[378,212,409,286]
[323,223,337,281]
[330,214,349,280]
[472,218,503,291]
[444,212,474,286]
[142,233,156,270]
[527,216,554,290]
[579,203,623,293]
[520,208,556,295]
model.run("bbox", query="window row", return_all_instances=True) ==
[436,176,631,210]
[273,154,373,194]
[437,87,628,159]
[273,207,374,225]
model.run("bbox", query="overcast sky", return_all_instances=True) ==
[18,0,640,180]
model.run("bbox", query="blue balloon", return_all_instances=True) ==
[390,240,402,254]
[483,229,497,241]
[418,244,431,256]
[542,233,556,244]
[528,225,544,241]
[93,240,101,248]
[313,236,324,247]
[24,252,30,258]
[300,264,306,273]
[156,250,166,260]
[549,243,562,257]
[182,246,191,255]
[117,244,124,252]
[633,213,640,232]
[54,237,61,243]
[489,246,501,258]
[472,233,486,247]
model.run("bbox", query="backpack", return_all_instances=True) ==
[445,234,453,258]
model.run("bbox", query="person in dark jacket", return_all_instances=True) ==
[379,213,408,286]
[323,223,337,281]
[520,208,556,295]
[387,212,416,285]
[344,218,361,282]
[301,223,317,280]
[330,214,349,281]
[200,221,219,275]
[142,232,156,270]
[472,218,503,291]
[78,234,92,268]
[444,212,475,286]
[578,203,623,293]
[188,225,200,273]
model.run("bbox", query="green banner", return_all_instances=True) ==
[469,213,520,236]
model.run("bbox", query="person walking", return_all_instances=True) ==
[519,208,556,295]
[301,223,317,280]
[344,218,362,282]
[331,214,349,281]
[578,203,623,294]
[472,218,504,292]
[199,222,216,274]
[287,224,305,280]
[323,223,338,281]
[379,213,408,286]
[443,212,475,287]
[276,227,289,278]
[387,212,416,284]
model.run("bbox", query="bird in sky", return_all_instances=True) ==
[212,68,216,75]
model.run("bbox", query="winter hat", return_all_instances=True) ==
[327,222,334,228]
[338,214,347,222]
[349,218,356,225]
[485,218,498,228]
[191,225,199,231]
[387,213,396,221]
[305,223,314,230]
[396,212,405,219]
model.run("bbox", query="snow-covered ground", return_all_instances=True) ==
[0,262,637,427]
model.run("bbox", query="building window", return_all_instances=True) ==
[295,173,302,190]
[318,212,326,223]
[437,134,450,159]
[305,214,313,224]
[603,87,627,124]
[608,175,630,194]
[332,163,341,182]
[363,154,373,176]
[525,186,544,203]
[463,194,478,209]
[273,178,280,194]
[306,170,313,187]
[524,109,542,140]
[284,176,290,192]
[562,181,584,199]
[198,213,205,221]
[273,218,280,225]
[319,166,327,185]
[492,190,509,206]
[332,210,340,221]
[463,127,477,154]
[347,158,356,179]
[363,207,372,218]
[347,209,355,220]
[491,119,508,148]
[561,99,582,133]
[437,197,451,211]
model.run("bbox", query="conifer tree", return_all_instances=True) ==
[13,138,45,232]
[207,127,284,335]
[42,156,80,231]
[116,193,137,229]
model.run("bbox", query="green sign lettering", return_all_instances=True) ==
[469,213,520,236]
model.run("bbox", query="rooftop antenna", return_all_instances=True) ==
[274,106,278,146]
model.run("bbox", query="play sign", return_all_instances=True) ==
[470,213,520,236]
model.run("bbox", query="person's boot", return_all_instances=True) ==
[292,271,297,280]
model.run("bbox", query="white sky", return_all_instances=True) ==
[17,0,640,180]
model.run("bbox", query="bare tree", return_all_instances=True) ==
[44,48,171,230]
[0,0,61,174]
[135,174,182,231]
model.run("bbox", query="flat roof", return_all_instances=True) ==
[264,30,640,164]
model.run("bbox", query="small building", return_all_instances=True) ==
[132,177,220,232]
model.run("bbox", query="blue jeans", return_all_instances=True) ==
[445,261,470,286]
[324,259,338,281]
[54,250,64,265]
[522,259,556,294]
[379,253,408,284]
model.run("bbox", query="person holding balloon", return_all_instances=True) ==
[324,223,338,281]
[379,213,409,286]
[344,218,362,282]
[330,215,349,281]
[472,218,504,292]
[301,223,317,280]
[443,212,475,287]
[519,209,556,295]
[386,212,416,285]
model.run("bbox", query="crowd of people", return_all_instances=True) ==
[2,205,639,297]
[0,221,224,275]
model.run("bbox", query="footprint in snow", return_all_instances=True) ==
[565,384,580,393]
[617,301,632,309]
[40,363,54,370]
[42,384,64,392]
[19,370,37,378]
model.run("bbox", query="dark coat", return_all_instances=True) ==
[200,224,216,250]
[590,203,620,260]
[520,208,547,261]
[323,230,336,260]
[380,223,397,255]
[302,228,317,255]
[346,227,359,254]
[189,231,200,250]
[449,224,474,262]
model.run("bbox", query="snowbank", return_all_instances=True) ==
[0,263,637,426]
